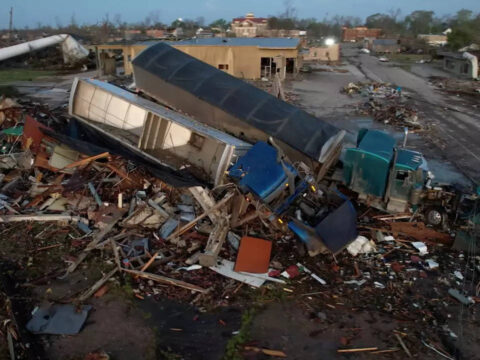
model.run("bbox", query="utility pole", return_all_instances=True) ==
[8,7,13,42]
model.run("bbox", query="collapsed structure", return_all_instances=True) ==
[0,34,89,64]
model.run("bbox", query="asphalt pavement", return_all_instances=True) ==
[289,45,480,187]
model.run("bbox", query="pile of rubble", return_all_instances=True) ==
[0,92,477,359]
[342,82,422,129]
[429,76,480,99]
[248,78,301,105]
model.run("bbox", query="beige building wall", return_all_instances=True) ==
[177,46,299,79]
[233,27,258,37]
[96,44,300,79]
[303,44,340,62]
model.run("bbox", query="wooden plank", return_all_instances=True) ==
[244,346,286,358]
[167,192,234,241]
[110,238,121,270]
[395,333,412,358]
[66,212,125,275]
[230,194,248,227]
[63,152,110,170]
[140,251,160,272]
[337,347,378,353]
[30,243,62,253]
[188,186,220,222]
[371,349,400,354]
[123,269,208,293]
[389,222,452,245]
[199,217,229,267]
[78,267,118,302]
[0,214,83,223]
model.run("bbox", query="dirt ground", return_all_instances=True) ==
[2,213,479,360]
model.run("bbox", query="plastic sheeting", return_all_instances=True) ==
[132,43,342,162]
[26,304,91,335]
[314,201,358,254]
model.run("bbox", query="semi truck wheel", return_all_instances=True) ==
[425,207,446,227]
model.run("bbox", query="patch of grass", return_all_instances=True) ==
[241,284,287,306]
[224,308,256,360]
[0,85,20,97]
[397,64,412,72]
[158,349,182,360]
[142,310,152,320]
[0,69,58,83]
[389,53,431,63]
[109,275,136,301]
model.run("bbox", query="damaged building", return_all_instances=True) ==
[94,37,302,79]
[440,51,479,79]
[341,26,383,42]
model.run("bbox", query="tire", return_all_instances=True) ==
[425,207,446,227]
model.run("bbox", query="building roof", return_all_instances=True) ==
[170,37,300,48]
[233,17,267,23]
[438,51,474,60]
[418,34,447,39]
[96,37,301,49]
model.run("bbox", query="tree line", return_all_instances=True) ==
[4,8,479,50]
[267,9,480,50]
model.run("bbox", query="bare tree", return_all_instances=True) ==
[54,16,63,29]
[142,10,161,28]
[195,16,205,27]
[149,10,161,25]
[113,13,125,30]
[95,13,112,42]
[281,0,297,19]
[70,13,78,29]
[388,8,402,21]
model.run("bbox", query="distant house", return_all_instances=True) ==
[195,28,214,38]
[342,27,382,42]
[440,51,479,79]
[231,12,268,37]
[367,39,400,54]
[124,29,142,41]
[172,27,184,38]
[262,29,306,38]
[459,44,480,52]
[145,29,166,39]
[417,34,447,47]
[303,44,340,62]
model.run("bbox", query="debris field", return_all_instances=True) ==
[0,40,478,360]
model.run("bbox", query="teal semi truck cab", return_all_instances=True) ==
[343,129,430,214]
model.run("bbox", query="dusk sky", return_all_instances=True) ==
[2,0,480,29]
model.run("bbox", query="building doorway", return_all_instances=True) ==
[261,57,277,78]
[286,58,295,73]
